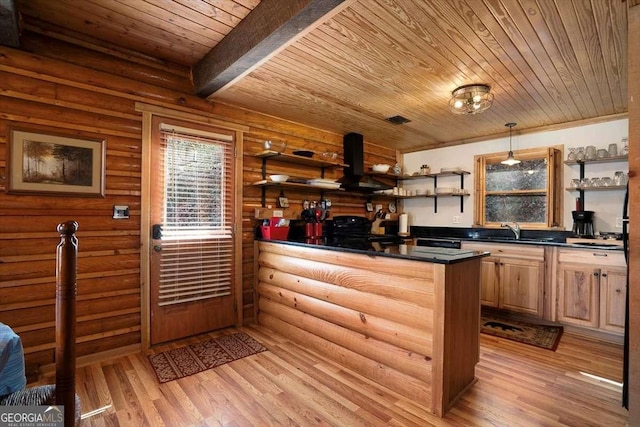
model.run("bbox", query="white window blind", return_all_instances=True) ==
[158,125,235,306]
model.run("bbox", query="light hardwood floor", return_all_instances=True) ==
[63,324,627,426]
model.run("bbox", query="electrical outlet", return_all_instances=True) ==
[616,217,623,228]
[453,216,461,224]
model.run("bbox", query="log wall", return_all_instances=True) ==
[0,29,396,377]
[255,241,482,416]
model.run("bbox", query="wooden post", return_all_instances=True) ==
[55,221,78,427]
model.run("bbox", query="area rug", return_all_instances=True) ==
[480,316,563,351]
[148,332,267,383]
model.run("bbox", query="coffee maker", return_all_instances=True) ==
[571,210,595,238]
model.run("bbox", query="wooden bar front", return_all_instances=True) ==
[255,241,482,416]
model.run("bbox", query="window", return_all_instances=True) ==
[157,124,235,306]
[474,147,562,228]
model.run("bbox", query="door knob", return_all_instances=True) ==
[153,245,162,253]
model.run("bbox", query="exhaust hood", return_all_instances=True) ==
[338,133,393,191]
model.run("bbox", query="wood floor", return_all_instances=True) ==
[60,324,628,426]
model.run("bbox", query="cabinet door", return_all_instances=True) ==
[499,258,544,316]
[599,267,627,333]
[480,257,499,307]
[557,264,599,327]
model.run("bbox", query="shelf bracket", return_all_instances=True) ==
[433,176,438,213]
[579,162,585,210]
[261,158,267,207]
[459,174,465,212]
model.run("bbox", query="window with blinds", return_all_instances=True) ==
[157,124,235,306]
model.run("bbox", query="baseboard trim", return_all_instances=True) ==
[34,344,142,382]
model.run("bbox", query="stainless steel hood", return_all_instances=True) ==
[338,133,392,192]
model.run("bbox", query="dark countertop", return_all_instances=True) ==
[411,226,624,251]
[257,238,490,264]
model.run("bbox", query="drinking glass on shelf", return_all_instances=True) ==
[620,138,629,156]
[600,177,612,187]
[608,143,618,157]
[591,177,602,187]
[580,177,592,187]
[570,179,581,188]
[575,146,585,161]
[567,147,576,161]
[614,171,628,186]
[585,145,597,160]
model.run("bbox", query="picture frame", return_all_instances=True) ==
[278,196,289,208]
[365,202,374,212]
[8,128,106,197]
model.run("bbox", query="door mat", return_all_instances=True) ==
[148,332,267,383]
[480,316,563,351]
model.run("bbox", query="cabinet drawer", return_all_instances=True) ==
[557,248,625,267]
[462,242,544,261]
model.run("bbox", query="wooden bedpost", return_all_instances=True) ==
[56,221,78,427]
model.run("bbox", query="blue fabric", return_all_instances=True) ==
[0,322,27,396]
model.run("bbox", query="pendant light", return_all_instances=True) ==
[501,122,520,165]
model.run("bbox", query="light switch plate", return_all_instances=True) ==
[113,205,130,219]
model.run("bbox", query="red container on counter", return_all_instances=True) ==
[261,217,290,240]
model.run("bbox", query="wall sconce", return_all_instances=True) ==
[501,122,521,166]
[449,84,493,115]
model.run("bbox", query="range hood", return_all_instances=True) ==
[338,133,393,191]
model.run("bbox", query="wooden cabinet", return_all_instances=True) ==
[557,263,600,327]
[462,242,544,317]
[555,248,626,334]
[479,256,499,307]
[500,257,545,315]
[600,267,627,332]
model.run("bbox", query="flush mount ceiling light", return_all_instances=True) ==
[501,122,521,166]
[449,83,494,115]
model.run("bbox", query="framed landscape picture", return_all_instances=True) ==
[9,128,106,197]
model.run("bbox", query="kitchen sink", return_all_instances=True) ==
[470,236,512,241]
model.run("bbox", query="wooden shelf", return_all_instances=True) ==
[565,185,626,191]
[255,150,347,168]
[564,155,628,165]
[565,155,627,210]
[397,171,470,212]
[397,170,470,180]
[250,180,344,192]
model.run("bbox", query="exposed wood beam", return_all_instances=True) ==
[0,0,20,47]
[192,0,354,99]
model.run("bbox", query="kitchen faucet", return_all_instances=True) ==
[501,222,521,240]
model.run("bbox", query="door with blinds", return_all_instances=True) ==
[149,117,236,345]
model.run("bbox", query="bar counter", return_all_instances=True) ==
[254,239,488,417]
[257,237,489,264]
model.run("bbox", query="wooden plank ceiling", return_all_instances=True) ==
[10,0,629,152]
